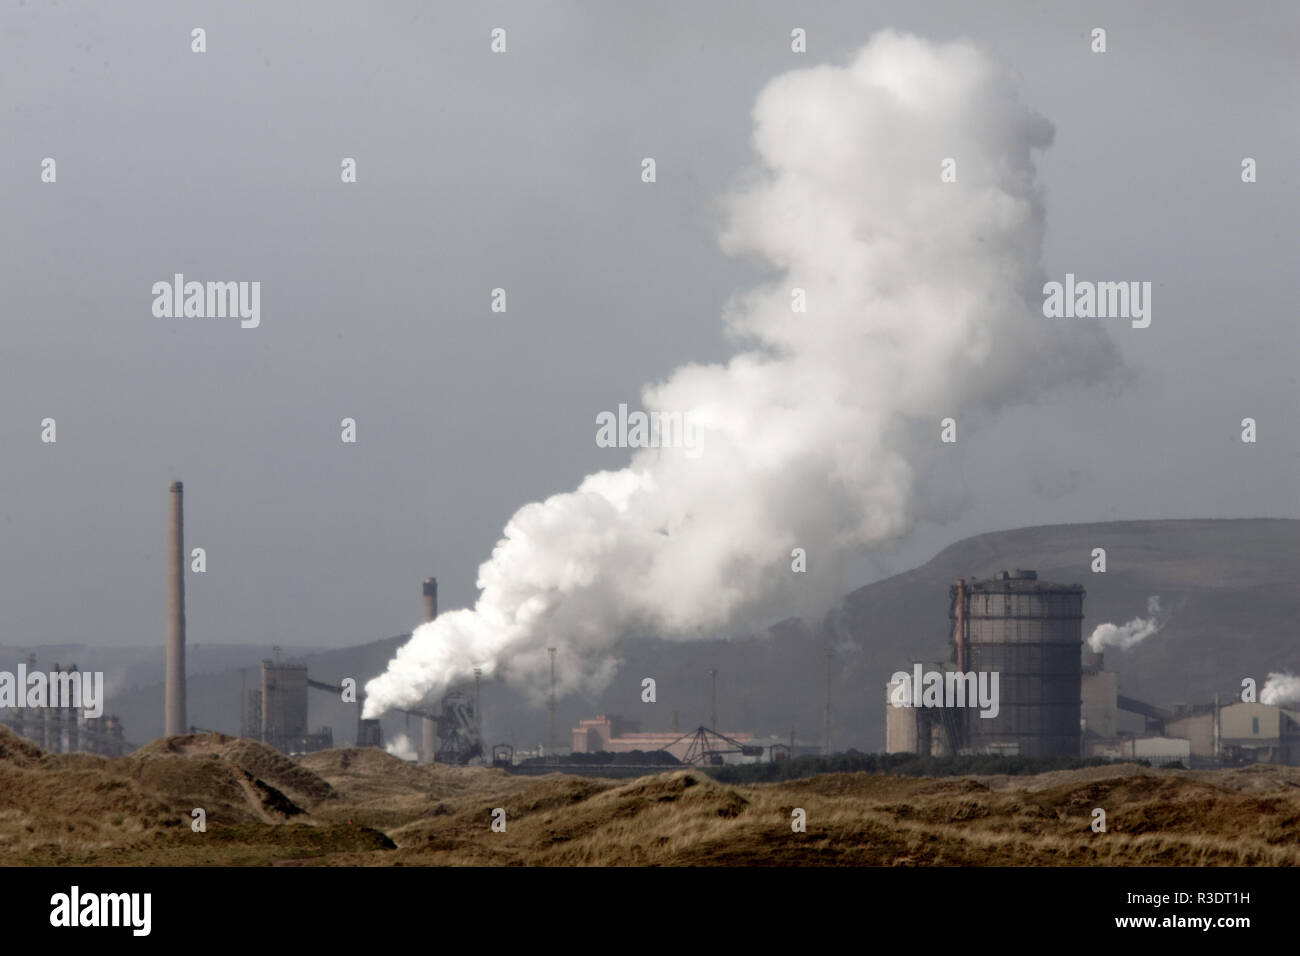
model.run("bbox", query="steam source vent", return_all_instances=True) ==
[951,571,1085,758]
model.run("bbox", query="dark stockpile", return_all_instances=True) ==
[516,749,681,768]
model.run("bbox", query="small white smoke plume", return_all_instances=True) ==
[384,732,418,762]
[1087,596,1165,653]
[364,31,1120,718]
[1260,673,1300,707]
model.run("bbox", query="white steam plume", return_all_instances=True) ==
[364,31,1120,718]
[1260,673,1300,707]
[1087,596,1165,653]
[384,732,418,762]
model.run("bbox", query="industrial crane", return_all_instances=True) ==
[662,726,765,766]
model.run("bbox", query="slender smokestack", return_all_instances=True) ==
[166,481,187,737]
[420,577,437,764]
[421,577,438,624]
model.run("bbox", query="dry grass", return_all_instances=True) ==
[3,726,1298,866]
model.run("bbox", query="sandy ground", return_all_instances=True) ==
[3,728,1297,866]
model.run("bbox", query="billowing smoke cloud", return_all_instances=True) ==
[1260,673,1300,707]
[364,31,1120,717]
[1087,596,1165,653]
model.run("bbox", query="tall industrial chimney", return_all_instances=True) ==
[165,481,187,737]
[421,577,438,625]
[420,577,437,764]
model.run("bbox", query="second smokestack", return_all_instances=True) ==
[165,481,187,737]
[420,577,437,764]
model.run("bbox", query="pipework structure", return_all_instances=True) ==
[0,654,132,756]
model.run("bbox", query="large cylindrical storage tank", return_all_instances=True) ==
[885,677,920,754]
[952,570,1084,758]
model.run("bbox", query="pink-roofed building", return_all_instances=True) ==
[572,714,756,763]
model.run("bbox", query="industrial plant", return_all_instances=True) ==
[885,569,1300,768]
[151,482,489,762]
[8,486,1295,778]
[0,655,131,756]
[235,604,485,761]
[572,714,756,761]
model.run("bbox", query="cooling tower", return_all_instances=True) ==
[952,570,1084,758]
[165,481,187,737]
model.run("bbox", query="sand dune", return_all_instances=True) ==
[3,727,1297,866]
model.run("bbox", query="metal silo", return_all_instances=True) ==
[951,570,1084,758]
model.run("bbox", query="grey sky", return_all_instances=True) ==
[2,0,1296,653]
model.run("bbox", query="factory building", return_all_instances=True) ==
[261,659,308,742]
[1163,707,1216,762]
[1081,651,1119,742]
[887,569,1174,761]
[1132,736,1191,767]
[1164,702,1300,767]
[572,714,757,764]
[886,568,1300,768]
[254,656,334,755]
[1080,651,1167,756]
[0,659,131,756]
[224,579,464,758]
[1,709,130,756]
[1219,702,1300,763]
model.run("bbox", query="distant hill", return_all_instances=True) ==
[15,519,1298,753]
[584,518,1300,750]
